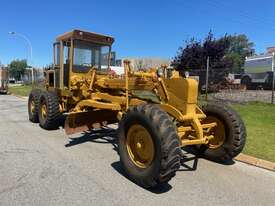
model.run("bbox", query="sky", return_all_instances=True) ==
[0,0,275,67]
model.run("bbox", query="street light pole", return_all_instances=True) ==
[9,31,34,84]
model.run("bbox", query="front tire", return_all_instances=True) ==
[118,104,181,188]
[200,102,246,163]
[38,91,61,130]
[28,89,41,123]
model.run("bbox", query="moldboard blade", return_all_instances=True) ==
[64,110,118,135]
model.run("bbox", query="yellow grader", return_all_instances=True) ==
[28,30,246,188]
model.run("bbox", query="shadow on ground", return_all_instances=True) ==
[65,127,118,154]
[64,127,235,193]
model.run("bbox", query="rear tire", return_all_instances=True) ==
[28,89,41,123]
[38,91,61,130]
[200,102,246,163]
[118,104,181,188]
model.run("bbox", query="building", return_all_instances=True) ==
[267,46,275,54]
[115,57,171,70]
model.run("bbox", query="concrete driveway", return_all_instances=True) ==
[0,94,275,206]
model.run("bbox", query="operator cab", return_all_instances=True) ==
[49,29,114,89]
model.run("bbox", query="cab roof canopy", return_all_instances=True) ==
[56,29,114,46]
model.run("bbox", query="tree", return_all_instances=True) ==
[172,37,204,71]
[172,32,254,74]
[8,59,28,81]
[224,34,255,73]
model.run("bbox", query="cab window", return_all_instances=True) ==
[73,40,110,73]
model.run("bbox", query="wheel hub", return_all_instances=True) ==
[126,124,155,168]
[203,116,226,149]
[30,100,35,114]
[41,103,47,119]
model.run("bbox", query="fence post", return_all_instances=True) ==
[205,56,210,101]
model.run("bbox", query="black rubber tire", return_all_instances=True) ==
[118,104,181,188]
[200,102,246,163]
[38,91,61,130]
[28,89,41,123]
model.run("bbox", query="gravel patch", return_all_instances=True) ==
[209,90,274,104]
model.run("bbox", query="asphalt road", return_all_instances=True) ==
[0,94,275,206]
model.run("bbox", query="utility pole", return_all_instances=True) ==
[272,52,275,104]
[205,56,210,101]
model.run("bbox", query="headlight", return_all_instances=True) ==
[185,71,189,78]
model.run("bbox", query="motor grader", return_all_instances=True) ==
[28,29,246,188]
